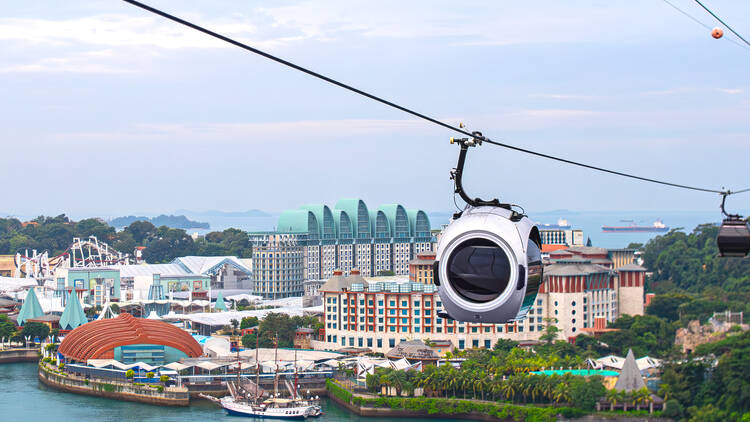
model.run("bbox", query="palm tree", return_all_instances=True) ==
[632,387,650,411]
[552,383,568,406]
[605,389,620,411]
[499,380,514,402]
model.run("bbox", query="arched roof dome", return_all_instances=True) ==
[371,210,390,239]
[334,199,370,239]
[407,209,431,238]
[333,209,354,240]
[378,204,409,238]
[277,209,319,239]
[59,313,203,362]
[299,204,335,239]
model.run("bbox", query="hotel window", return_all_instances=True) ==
[484,327,491,333]
[459,340,465,349]
[447,327,453,333]
[529,326,534,332]
[472,340,479,348]
[518,326,524,332]
[389,339,395,347]
[459,327,465,333]
[390,327,395,332]
[414,327,420,333]
[472,327,478,333]
[425,327,431,333]
[484,340,491,349]
[436,327,442,333]
[377,339,382,348]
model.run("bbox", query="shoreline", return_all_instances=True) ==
[0,348,39,364]
[38,362,190,407]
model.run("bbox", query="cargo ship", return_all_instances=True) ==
[540,218,572,230]
[602,219,669,233]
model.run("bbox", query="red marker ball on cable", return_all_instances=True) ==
[712,27,724,39]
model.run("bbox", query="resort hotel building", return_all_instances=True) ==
[317,246,645,354]
[249,199,433,299]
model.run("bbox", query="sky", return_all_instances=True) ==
[1,0,749,219]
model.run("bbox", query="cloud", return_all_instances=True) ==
[0,55,132,74]
[0,15,259,49]
[529,94,601,101]
[47,118,434,145]
[717,88,743,95]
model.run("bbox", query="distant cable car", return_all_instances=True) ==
[434,133,543,323]
[717,193,750,257]
[712,27,724,39]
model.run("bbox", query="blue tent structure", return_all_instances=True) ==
[17,287,43,326]
[59,290,88,331]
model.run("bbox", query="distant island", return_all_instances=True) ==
[109,215,210,230]
[175,209,271,218]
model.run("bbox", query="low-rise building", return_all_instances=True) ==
[172,256,252,290]
[408,251,435,284]
[318,245,646,352]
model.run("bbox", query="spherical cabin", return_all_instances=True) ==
[58,313,203,365]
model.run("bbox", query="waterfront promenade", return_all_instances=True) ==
[0,347,38,363]
[38,361,191,406]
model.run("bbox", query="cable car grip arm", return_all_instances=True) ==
[450,132,511,210]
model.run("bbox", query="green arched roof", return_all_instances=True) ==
[334,199,370,238]
[407,209,431,238]
[277,210,318,237]
[334,209,354,240]
[378,204,409,238]
[299,204,335,239]
[371,210,390,239]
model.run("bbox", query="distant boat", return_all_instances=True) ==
[602,219,669,233]
[540,218,572,230]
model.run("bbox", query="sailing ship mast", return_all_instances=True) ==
[255,332,260,404]
[274,332,279,397]
[294,347,299,400]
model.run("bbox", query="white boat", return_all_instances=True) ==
[220,396,321,419]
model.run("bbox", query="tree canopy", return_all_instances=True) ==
[0,215,253,264]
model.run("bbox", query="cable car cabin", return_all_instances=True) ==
[717,218,750,257]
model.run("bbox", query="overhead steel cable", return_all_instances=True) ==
[122,0,749,197]
[693,0,750,49]
[660,0,750,51]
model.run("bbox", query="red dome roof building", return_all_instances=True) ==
[59,313,203,365]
